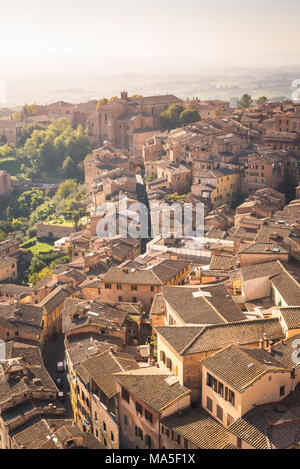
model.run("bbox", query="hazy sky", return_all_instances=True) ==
[1,0,300,75]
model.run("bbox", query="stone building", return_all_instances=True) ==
[86,92,181,153]
[0,238,19,258]
[101,259,191,312]
[244,152,286,194]
[191,168,240,208]
[67,349,139,449]
[160,405,232,449]
[0,170,12,196]
[39,285,72,343]
[200,343,300,432]
[0,284,33,303]
[0,302,44,346]
[0,341,62,449]
[116,367,191,449]
[84,145,141,187]
[37,223,77,240]
[0,257,17,282]
[0,120,23,145]
[155,318,284,402]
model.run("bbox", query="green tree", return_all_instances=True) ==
[30,190,45,211]
[16,189,45,218]
[67,245,74,257]
[11,218,28,231]
[29,257,46,274]
[0,219,14,233]
[168,104,185,127]
[17,123,41,147]
[27,226,37,239]
[0,230,6,242]
[57,179,77,200]
[180,105,201,125]
[23,104,37,118]
[96,98,108,109]
[62,156,78,177]
[237,94,253,109]
[28,266,52,286]
[108,96,119,104]
[12,111,23,122]
[22,118,92,179]
[0,144,14,158]
[0,132,7,145]
[256,96,268,106]
[71,208,85,227]
[160,103,185,130]
[30,200,56,225]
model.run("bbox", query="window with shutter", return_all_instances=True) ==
[217,405,223,421]
[121,387,130,403]
[136,402,143,415]
[229,390,235,406]
[207,373,213,387]
[212,377,218,392]
[145,434,152,448]
[218,382,224,397]
[206,396,213,412]
[145,410,153,423]
[227,414,234,426]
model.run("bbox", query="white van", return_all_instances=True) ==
[56,361,65,372]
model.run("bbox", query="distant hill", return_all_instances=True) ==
[2,66,300,107]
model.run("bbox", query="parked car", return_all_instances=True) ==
[55,378,63,390]
[57,391,65,402]
[56,361,65,372]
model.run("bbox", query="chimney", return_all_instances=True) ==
[268,340,274,354]
[121,91,128,101]
[263,332,268,349]
[259,339,264,349]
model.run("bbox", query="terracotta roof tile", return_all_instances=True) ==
[200,345,288,392]
[155,318,284,355]
[116,368,190,412]
[161,406,231,449]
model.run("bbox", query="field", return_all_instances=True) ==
[0,157,22,176]
[21,238,54,256]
